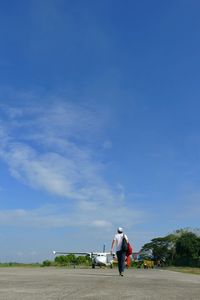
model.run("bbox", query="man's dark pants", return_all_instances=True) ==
[116,250,126,274]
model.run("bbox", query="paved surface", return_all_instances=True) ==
[0,267,200,299]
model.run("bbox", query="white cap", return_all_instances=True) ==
[118,227,123,233]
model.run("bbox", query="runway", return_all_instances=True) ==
[0,267,199,299]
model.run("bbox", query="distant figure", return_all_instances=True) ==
[111,227,128,276]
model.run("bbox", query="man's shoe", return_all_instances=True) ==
[120,272,124,276]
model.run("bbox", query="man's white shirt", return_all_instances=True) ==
[113,233,128,252]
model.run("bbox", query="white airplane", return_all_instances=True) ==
[53,250,115,269]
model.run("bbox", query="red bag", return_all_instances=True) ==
[126,255,131,267]
[126,242,132,256]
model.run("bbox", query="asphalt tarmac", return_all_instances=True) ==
[0,267,199,300]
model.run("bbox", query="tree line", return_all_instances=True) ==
[141,228,200,267]
[42,254,91,267]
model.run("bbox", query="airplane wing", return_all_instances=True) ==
[53,251,115,259]
[53,251,91,256]
[94,252,115,256]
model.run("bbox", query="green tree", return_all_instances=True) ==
[55,254,76,266]
[175,232,200,267]
[42,260,52,267]
[54,254,91,267]
[142,228,200,267]
[142,234,176,265]
[76,255,91,266]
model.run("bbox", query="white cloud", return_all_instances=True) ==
[92,220,112,228]
[0,95,146,231]
[0,200,144,230]
[0,100,106,199]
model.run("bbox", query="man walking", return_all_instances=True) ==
[111,227,128,276]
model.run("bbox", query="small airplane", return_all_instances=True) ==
[53,246,115,269]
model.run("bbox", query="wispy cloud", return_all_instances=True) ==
[0,202,144,230]
[0,99,106,198]
[0,93,145,230]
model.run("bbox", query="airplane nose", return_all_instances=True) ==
[96,257,100,263]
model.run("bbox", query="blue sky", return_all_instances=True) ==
[0,0,200,262]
